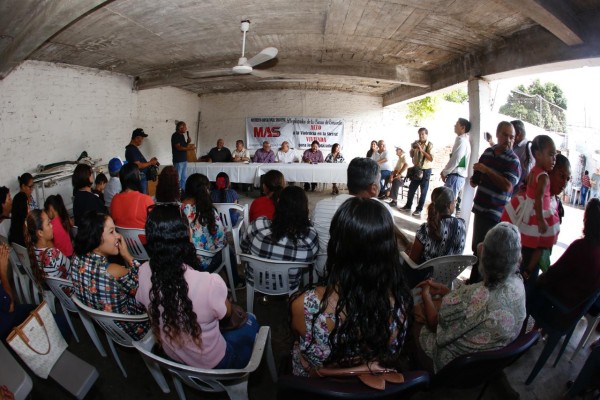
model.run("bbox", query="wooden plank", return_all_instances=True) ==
[0,0,111,79]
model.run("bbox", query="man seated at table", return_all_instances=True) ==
[276,141,299,163]
[303,140,324,192]
[206,138,232,162]
[253,141,275,163]
[232,140,251,162]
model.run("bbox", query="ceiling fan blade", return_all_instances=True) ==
[246,47,278,67]
[249,69,276,78]
[182,69,235,79]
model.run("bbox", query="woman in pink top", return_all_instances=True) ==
[136,203,258,369]
[110,163,154,229]
[44,195,73,257]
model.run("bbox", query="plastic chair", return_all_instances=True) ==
[401,253,477,288]
[570,310,600,361]
[525,287,600,384]
[11,242,56,312]
[277,370,430,400]
[71,295,151,379]
[133,326,278,400]
[49,349,99,399]
[45,276,108,357]
[240,254,312,313]
[313,253,328,281]
[433,330,540,399]
[213,203,248,264]
[197,243,237,302]
[115,226,149,261]
[0,235,29,304]
[0,341,32,400]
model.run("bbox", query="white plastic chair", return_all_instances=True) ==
[9,247,31,304]
[45,276,108,357]
[115,226,149,261]
[213,203,248,264]
[71,295,152,379]
[570,311,600,361]
[401,253,478,288]
[314,253,328,281]
[11,242,56,312]
[197,243,237,302]
[239,254,311,313]
[133,326,277,400]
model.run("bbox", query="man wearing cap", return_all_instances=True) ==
[125,128,158,194]
[171,121,195,191]
[104,158,123,208]
[389,146,408,207]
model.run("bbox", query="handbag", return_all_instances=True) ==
[146,165,159,182]
[308,361,405,390]
[219,303,249,331]
[7,301,68,378]
[406,166,423,181]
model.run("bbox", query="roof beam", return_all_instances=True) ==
[0,0,110,79]
[496,0,583,45]
[136,61,431,91]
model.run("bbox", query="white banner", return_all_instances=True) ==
[245,117,344,151]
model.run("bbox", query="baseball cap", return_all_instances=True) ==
[108,158,124,173]
[131,128,148,139]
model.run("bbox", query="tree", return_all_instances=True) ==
[499,79,567,132]
[443,89,468,104]
[406,96,440,126]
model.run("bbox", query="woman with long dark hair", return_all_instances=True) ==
[154,166,180,203]
[110,163,154,229]
[290,197,410,376]
[181,173,226,271]
[249,169,285,222]
[72,164,105,227]
[136,204,259,368]
[366,140,378,158]
[44,195,73,257]
[70,211,148,340]
[325,143,345,195]
[9,173,37,246]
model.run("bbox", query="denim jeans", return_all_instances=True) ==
[139,173,147,195]
[581,186,590,205]
[214,313,260,369]
[174,162,187,191]
[379,170,392,196]
[444,174,465,200]
[404,168,432,211]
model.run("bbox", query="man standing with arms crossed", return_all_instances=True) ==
[468,121,520,283]
[171,121,195,192]
[441,118,471,200]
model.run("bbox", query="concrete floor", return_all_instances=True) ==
[24,187,599,399]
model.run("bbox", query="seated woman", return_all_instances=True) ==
[405,186,466,287]
[181,173,227,271]
[44,195,73,257]
[70,211,148,340]
[9,173,37,246]
[154,166,180,203]
[249,170,284,222]
[72,164,105,227]
[210,172,241,226]
[290,197,410,376]
[110,163,154,229]
[533,198,600,315]
[24,209,71,285]
[416,222,526,372]
[0,187,12,239]
[324,143,345,195]
[136,204,259,369]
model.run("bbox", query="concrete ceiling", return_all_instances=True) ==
[1,0,599,105]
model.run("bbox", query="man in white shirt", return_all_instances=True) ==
[276,141,299,163]
[104,158,123,208]
[371,140,393,198]
[232,140,251,162]
[441,118,471,200]
[312,157,390,271]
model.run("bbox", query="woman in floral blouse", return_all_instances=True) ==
[70,211,148,340]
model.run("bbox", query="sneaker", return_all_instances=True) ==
[400,205,411,212]
[389,200,397,207]
[412,210,421,217]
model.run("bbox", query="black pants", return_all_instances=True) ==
[468,213,499,283]
[404,169,432,211]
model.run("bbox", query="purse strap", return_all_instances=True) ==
[11,302,52,355]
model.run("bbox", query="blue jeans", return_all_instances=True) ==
[174,162,187,191]
[380,170,392,196]
[404,168,432,211]
[140,173,147,195]
[581,186,590,205]
[215,313,260,369]
[444,174,465,200]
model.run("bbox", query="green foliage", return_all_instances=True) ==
[443,89,468,104]
[406,96,440,126]
[499,79,567,132]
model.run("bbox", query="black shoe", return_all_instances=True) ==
[389,200,397,207]
[304,184,310,191]
[400,205,411,211]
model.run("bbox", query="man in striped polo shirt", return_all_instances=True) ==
[468,121,521,283]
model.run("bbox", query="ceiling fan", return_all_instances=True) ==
[184,20,278,79]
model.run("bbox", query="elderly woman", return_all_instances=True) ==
[416,222,526,372]
[290,197,410,376]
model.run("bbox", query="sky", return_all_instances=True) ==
[490,66,600,129]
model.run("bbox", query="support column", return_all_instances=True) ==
[461,78,491,231]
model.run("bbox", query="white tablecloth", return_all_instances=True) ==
[186,162,348,185]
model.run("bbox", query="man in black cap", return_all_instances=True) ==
[125,128,158,194]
